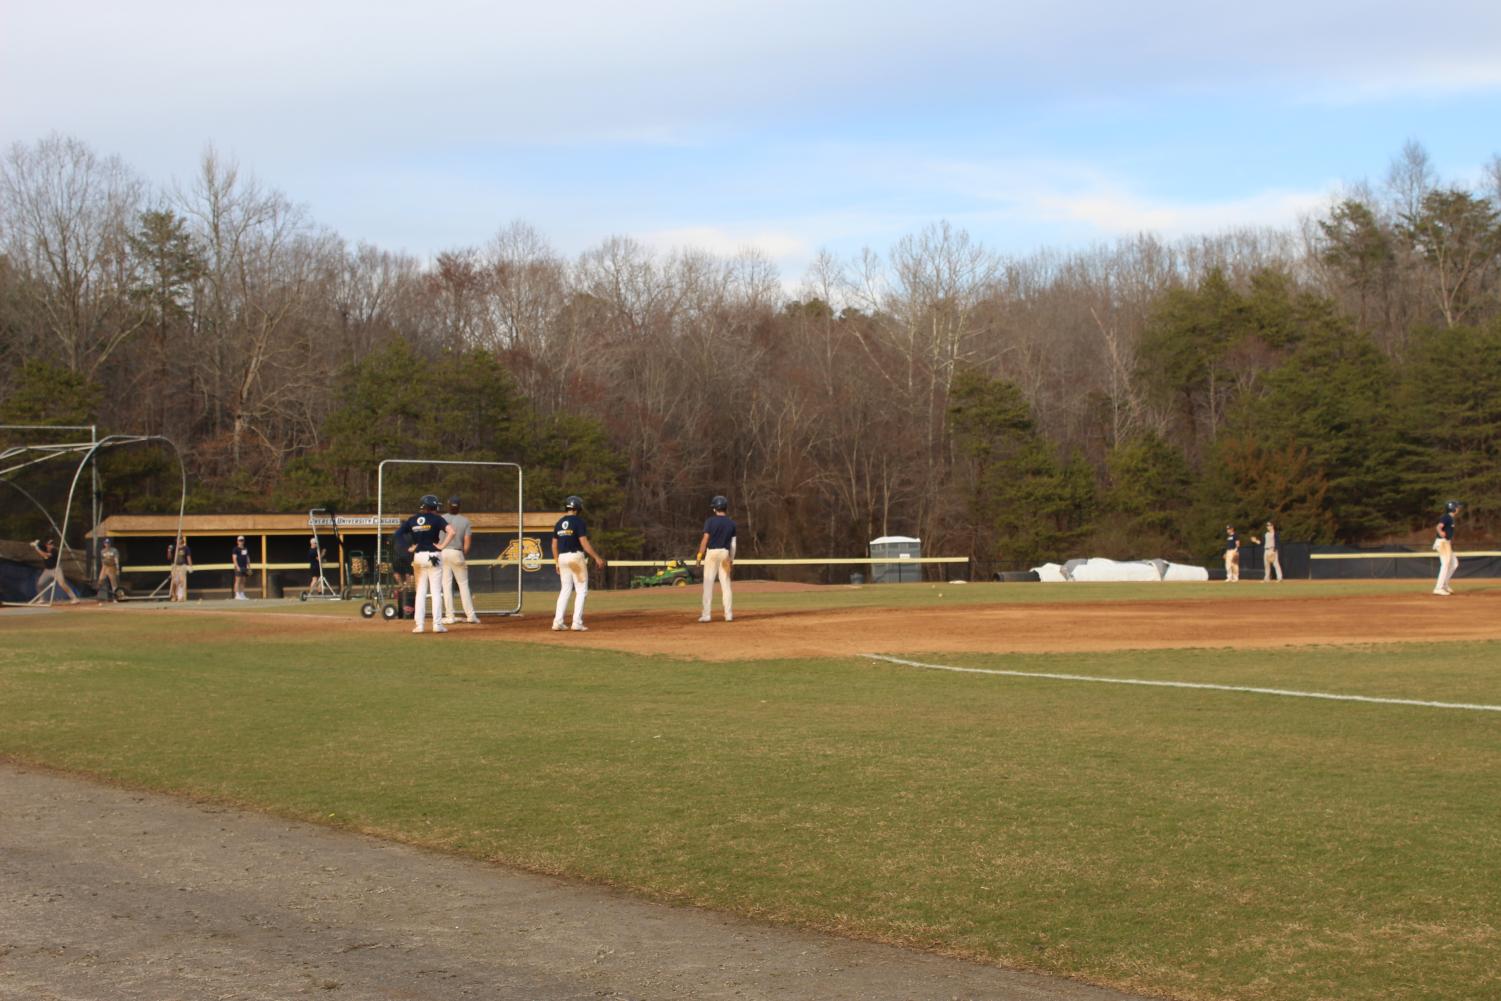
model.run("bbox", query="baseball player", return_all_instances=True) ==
[31,537,81,603]
[696,495,736,622]
[1433,500,1462,596]
[1222,525,1240,582]
[96,536,121,602]
[168,535,192,602]
[1249,521,1282,582]
[231,535,251,599]
[399,494,455,633]
[552,495,605,631]
[441,496,480,624]
[307,537,326,595]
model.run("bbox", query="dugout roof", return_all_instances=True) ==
[91,512,563,539]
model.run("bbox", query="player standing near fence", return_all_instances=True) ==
[231,535,251,600]
[96,536,121,602]
[1433,500,1462,596]
[441,496,480,625]
[1249,521,1282,582]
[168,535,192,602]
[1222,525,1240,582]
[552,495,605,632]
[400,494,454,633]
[696,495,736,622]
[32,537,81,603]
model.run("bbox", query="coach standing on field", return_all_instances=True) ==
[168,535,192,602]
[441,496,480,624]
[400,494,455,633]
[696,495,736,622]
[552,495,605,632]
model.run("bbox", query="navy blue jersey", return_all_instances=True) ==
[1439,513,1456,541]
[232,546,250,572]
[401,513,450,553]
[703,514,737,551]
[554,514,588,554]
[1223,532,1238,553]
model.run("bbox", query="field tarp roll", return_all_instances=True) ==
[1033,557,1210,582]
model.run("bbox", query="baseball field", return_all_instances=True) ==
[3,579,1500,1001]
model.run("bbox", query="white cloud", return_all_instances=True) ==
[636,226,810,261]
[1034,187,1330,238]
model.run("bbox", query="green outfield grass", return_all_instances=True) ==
[2,607,1498,1001]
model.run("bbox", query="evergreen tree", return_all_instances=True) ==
[949,369,1094,568]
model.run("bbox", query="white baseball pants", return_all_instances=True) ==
[412,551,444,630]
[441,547,476,621]
[701,548,733,620]
[1435,541,1459,592]
[554,551,588,628]
[1263,550,1283,581]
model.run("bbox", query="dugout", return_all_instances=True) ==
[89,511,565,599]
[869,535,922,583]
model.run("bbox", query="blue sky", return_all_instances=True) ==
[4,1,1499,281]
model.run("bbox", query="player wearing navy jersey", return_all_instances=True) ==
[696,495,736,622]
[1433,500,1462,596]
[1222,525,1240,582]
[231,535,251,599]
[31,537,81,603]
[552,495,605,631]
[400,494,455,633]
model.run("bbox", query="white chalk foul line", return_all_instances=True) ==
[863,655,1501,713]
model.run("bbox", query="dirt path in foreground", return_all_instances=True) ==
[1,763,1141,1001]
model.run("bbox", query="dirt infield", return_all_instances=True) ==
[466,587,1501,661]
[39,583,1501,661]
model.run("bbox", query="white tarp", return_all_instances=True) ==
[1031,557,1210,582]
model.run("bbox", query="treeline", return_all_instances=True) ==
[2,135,1500,572]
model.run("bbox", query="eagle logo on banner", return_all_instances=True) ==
[501,537,545,572]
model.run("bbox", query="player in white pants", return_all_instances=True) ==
[1433,500,1462,595]
[440,496,480,624]
[697,495,737,622]
[552,495,606,631]
[400,494,455,633]
[1222,525,1240,582]
[1250,521,1282,581]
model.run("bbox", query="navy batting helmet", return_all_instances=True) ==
[420,494,440,510]
[565,495,583,511]
[711,495,728,510]
[1446,499,1463,513]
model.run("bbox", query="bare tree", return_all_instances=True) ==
[0,135,144,378]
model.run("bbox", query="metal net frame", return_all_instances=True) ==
[375,459,525,617]
[0,427,187,606]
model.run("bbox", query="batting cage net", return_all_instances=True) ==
[375,459,525,617]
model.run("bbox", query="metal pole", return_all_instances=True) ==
[89,424,98,583]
